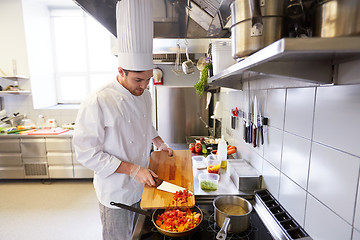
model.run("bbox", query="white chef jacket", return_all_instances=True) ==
[73,77,159,208]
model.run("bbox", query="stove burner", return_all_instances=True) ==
[206,213,258,240]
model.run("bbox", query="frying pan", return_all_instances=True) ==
[110,202,203,237]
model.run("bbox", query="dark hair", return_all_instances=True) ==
[123,69,146,76]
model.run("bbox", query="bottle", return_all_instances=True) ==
[37,115,46,129]
[217,136,227,168]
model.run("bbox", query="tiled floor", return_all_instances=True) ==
[0,179,101,240]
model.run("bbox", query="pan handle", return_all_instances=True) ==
[216,217,231,240]
[110,202,152,217]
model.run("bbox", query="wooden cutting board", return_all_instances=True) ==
[140,150,195,209]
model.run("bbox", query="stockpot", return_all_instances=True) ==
[313,0,360,37]
[230,0,286,59]
[213,196,253,240]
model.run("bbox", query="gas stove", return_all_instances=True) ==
[132,198,273,240]
[131,190,312,240]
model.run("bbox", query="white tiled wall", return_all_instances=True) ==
[220,65,360,239]
[266,88,286,130]
[281,132,311,189]
[313,84,360,157]
[279,173,307,227]
[284,87,315,139]
[263,126,283,170]
[305,194,352,240]
[308,142,359,224]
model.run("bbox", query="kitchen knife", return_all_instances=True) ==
[252,97,258,148]
[153,177,193,195]
[258,101,264,145]
[243,119,248,143]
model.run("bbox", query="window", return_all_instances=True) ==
[51,9,118,103]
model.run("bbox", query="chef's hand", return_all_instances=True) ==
[130,164,158,187]
[159,142,173,157]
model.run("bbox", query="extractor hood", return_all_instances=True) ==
[72,0,231,39]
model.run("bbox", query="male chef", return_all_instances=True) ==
[73,1,173,239]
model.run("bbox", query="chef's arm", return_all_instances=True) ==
[115,161,157,186]
[152,136,173,156]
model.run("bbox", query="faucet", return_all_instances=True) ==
[199,116,215,137]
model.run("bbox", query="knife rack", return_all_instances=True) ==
[231,108,268,125]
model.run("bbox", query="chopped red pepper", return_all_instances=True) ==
[173,189,192,204]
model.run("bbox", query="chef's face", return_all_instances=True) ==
[118,67,153,96]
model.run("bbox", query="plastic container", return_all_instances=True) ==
[199,173,220,191]
[47,119,57,128]
[212,40,236,75]
[37,115,46,129]
[19,115,36,129]
[217,137,227,168]
[192,156,207,170]
[206,155,221,174]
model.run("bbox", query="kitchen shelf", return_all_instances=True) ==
[0,75,29,81]
[0,90,31,96]
[208,37,360,90]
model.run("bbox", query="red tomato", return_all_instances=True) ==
[195,143,202,153]
[189,143,195,152]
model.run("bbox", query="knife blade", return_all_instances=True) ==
[153,177,193,195]
[252,96,258,148]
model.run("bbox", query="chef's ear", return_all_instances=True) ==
[118,67,125,77]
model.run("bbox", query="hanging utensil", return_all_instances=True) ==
[182,40,194,74]
[197,56,207,71]
[172,41,183,75]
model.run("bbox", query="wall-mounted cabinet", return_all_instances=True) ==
[208,37,360,90]
[0,76,29,81]
[0,75,31,96]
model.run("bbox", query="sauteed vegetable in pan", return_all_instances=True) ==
[155,208,201,232]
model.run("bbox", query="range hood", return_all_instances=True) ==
[72,0,231,39]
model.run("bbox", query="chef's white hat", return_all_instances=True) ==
[116,0,154,71]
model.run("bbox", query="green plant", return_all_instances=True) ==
[194,62,212,96]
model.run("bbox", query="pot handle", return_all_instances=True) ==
[110,202,152,217]
[216,217,231,240]
[249,0,263,36]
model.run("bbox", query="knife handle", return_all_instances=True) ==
[244,122,248,142]
[249,123,252,143]
[152,176,164,188]
[260,125,264,145]
[252,127,257,148]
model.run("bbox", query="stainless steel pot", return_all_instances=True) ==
[230,0,286,59]
[213,196,253,240]
[313,0,360,37]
